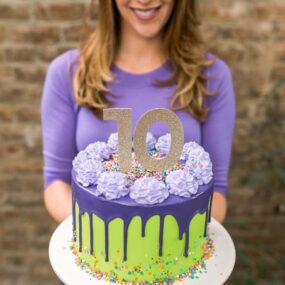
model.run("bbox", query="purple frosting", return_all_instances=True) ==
[107,132,156,153]
[185,149,213,185]
[130,177,169,205]
[166,170,199,197]
[107,133,119,153]
[181,142,203,161]
[85,141,111,161]
[96,172,129,200]
[72,151,104,187]
[73,138,213,200]
[72,150,88,171]
[155,133,171,156]
[146,132,156,150]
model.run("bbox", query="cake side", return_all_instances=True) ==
[72,173,213,283]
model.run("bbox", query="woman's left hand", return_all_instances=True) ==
[211,191,227,223]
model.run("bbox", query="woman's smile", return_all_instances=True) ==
[130,5,162,21]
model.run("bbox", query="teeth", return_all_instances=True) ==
[134,8,156,18]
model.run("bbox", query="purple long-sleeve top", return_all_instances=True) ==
[41,49,236,196]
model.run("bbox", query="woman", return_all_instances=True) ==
[41,0,235,224]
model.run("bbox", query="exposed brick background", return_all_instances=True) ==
[0,0,284,284]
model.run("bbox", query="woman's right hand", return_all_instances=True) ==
[44,180,72,223]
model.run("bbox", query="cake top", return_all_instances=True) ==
[72,132,213,205]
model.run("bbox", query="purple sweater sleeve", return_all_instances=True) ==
[203,59,236,197]
[41,51,77,188]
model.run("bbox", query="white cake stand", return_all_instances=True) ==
[49,216,235,285]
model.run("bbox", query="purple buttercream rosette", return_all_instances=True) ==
[184,147,213,185]
[166,169,198,197]
[96,172,129,200]
[146,132,156,150]
[130,177,169,205]
[107,132,119,153]
[108,132,156,153]
[72,151,104,187]
[180,141,204,161]
[72,150,88,172]
[85,141,111,161]
[155,133,171,156]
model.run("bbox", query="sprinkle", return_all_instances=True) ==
[102,151,183,185]
[70,234,215,285]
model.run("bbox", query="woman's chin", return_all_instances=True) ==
[133,26,163,40]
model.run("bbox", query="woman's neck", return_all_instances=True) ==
[115,25,166,74]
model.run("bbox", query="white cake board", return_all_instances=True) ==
[49,216,235,285]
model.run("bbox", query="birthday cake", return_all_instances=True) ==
[71,131,214,284]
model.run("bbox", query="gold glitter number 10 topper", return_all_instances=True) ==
[103,108,184,173]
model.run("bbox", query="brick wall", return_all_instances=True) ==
[0,1,284,284]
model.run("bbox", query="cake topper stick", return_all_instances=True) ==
[103,108,132,173]
[134,109,184,171]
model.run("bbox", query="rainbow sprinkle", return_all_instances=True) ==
[102,152,183,185]
[69,237,215,285]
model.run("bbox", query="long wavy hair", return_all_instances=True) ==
[74,0,213,121]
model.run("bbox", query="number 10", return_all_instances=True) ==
[103,108,184,173]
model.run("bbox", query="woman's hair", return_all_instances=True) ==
[74,0,213,121]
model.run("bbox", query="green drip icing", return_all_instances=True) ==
[74,203,207,282]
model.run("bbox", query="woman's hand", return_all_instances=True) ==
[44,180,72,223]
[211,191,227,223]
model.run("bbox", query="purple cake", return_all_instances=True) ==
[71,133,214,284]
